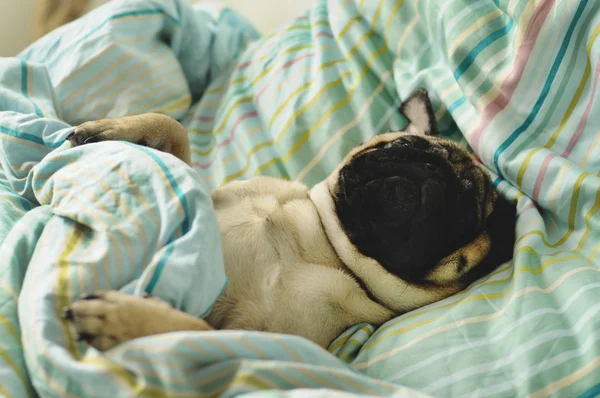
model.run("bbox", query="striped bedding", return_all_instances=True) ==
[1,0,600,396]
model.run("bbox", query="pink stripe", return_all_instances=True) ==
[315,31,335,39]
[532,153,556,201]
[192,53,315,168]
[236,61,251,71]
[562,58,600,158]
[529,56,600,200]
[195,115,214,122]
[256,53,314,101]
[517,202,536,216]
[192,111,258,169]
[470,0,555,153]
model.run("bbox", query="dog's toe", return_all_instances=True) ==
[66,121,117,146]
[65,290,165,351]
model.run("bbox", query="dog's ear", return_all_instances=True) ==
[462,194,517,284]
[399,88,438,136]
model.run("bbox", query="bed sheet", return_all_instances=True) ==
[2,0,600,397]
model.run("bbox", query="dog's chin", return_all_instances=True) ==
[309,179,460,313]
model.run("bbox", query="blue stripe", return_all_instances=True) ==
[128,144,190,293]
[578,383,600,398]
[0,126,63,149]
[448,97,466,113]
[492,0,588,176]
[453,19,514,80]
[0,181,33,211]
[46,9,181,69]
[20,60,43,118]
[145,241,175,294]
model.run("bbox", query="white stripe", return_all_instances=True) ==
[475,333,600,397]
[294,69,394,182]
[389,282,600,383]
[423,284,600,393]
[354,266,599,369]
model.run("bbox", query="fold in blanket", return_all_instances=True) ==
[1,0,600,397]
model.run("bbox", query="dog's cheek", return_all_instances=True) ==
[462,195,517,285]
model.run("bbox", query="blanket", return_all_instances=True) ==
[1,0,600,396]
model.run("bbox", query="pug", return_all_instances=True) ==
[63,89,516,350]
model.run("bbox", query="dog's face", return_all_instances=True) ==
[310,89,516,312]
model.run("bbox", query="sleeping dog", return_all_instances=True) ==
[63,89,516,350]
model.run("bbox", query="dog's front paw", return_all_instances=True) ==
[67,120,121,146]
[66,117,156,148]
[63,290,170,351]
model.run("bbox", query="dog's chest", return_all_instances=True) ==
[207,193,343,331]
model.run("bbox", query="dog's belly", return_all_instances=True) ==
[202,179,395,347]
[204,190,357,344]
[205,194,324,328]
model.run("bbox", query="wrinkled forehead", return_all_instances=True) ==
[343,132,474,164]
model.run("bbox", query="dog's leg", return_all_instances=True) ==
[63,290,213,351]
[67,113,191,165]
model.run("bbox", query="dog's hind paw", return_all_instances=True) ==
[63,290,170,351]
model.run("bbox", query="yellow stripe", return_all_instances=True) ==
[197,8,374,142]
[580,129,600,168]
[0,345,32,398]
[83,358,166,397]
[295,62,395,181]
[55,37,146,90]
[509,172,591,250]
[0,313,19,342]
[110,61,182,110]
[0,383,11,398]
[282,43,389,162]
[196,126,264,184]
[273,336,305,362]
[358,265,599,367]
[368,217,600,344]
[338,16,362,39]
[73,48,174,121]
[218,141,274,185]
[34,175,143,290]
[548,162,572,215]
[0,279,18,302]
[516,22,600,187]
[19,225,77,398]
[385,0,406,39]
[194,43,340,136]
[251,157,286,181]
[56,226,84,358]
[149,96,190,116]
[61,50,135,116]
[205,84,224,95]
[472,0,538,110]
[365,247,587,348]
[230,371,275,390]
[191,97,253,138]
[295,366,395,393]
[329,324,373,352]
[0,194,27,218]
[528,356,600,398]
[198,68,349,183]
[448,10,503,55]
